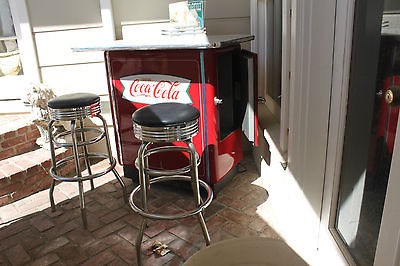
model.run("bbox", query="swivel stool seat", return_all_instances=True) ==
[47,92,128,228]
[129,102,213,265]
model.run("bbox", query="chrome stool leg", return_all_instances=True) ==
[78,180,87,227]
[70,120,88,228]
[98,114,128,203]
[49,179,57,212]
[48,119,57,212]
[188,141,211,245]
[135,142,149,266]
[79,119,95,191]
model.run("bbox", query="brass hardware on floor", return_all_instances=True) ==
[151,241,171,256]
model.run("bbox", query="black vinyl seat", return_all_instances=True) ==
[132,102,200,127]
[47,93,100,109]
[132,103,201,143]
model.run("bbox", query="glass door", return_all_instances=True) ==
[334,0,400,265]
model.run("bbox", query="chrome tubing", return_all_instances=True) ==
[48,100,101,121]
[53,127,105,148]
[133,119,198,142]
[129,175,213,220]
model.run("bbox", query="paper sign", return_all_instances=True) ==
[169,1,204,28]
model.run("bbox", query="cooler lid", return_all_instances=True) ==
[72,34,254,52]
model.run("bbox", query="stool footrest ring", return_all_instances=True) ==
[129,175,213,220]
[53,127,105,148]
[134,145,201,176]
[134,155,200,176]
[50,153,116,182]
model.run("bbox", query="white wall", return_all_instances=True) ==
[20,0,250,96]
[113,0,250,39]
[25,0,106,96]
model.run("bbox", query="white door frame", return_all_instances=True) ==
[374,112,400,265]
[99,0,116,41]
[250,0,290,153]
[318,0,356,264]
[252,0,338,262]
[320,0,400,264]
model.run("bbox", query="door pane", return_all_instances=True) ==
[334,1,400,265]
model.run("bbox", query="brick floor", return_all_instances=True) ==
[0,154,280,265]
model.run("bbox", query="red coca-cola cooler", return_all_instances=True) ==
[104,35,258,187]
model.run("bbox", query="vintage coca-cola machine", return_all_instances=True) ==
[104,35,258,187]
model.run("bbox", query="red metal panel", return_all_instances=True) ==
[105,46,248,185]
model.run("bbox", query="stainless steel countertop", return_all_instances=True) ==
[72,34,254,52]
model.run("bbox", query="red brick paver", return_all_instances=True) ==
[0,154,278,265]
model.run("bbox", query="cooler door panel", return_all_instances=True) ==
[241,50,259,146]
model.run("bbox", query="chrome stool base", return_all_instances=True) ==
[129,103,213,266]
[130,175,213,219]
[47,93,128,228]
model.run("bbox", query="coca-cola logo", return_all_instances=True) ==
[120,74,192,104]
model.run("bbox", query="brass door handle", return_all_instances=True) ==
[385,86,400,106]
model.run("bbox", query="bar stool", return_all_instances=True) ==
[129,103,213,265]
[47,93,128,228]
